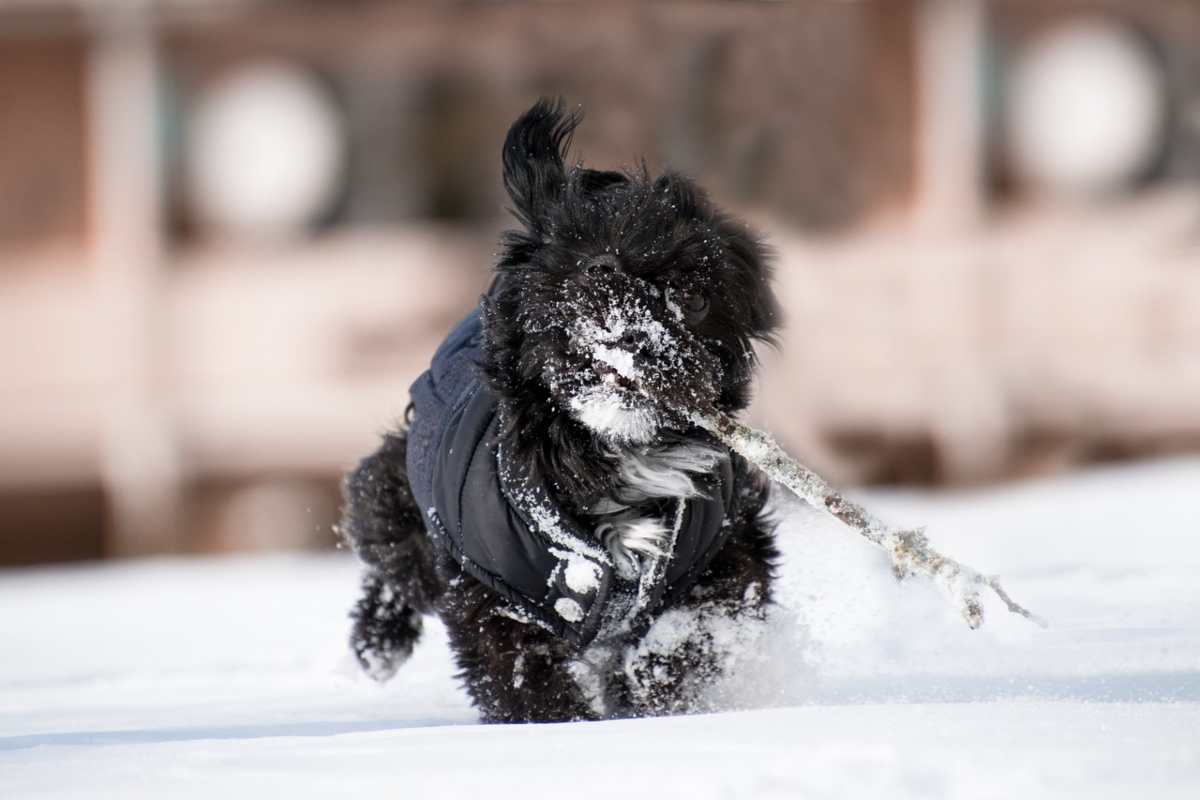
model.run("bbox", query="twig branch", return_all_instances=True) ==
[693,411,1047,630]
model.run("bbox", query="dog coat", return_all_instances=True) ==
[406,306,735,648]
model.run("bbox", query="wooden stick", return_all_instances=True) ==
[693,411,1047,630]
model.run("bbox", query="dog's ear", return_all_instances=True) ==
[502,98,580,231]
[714,216,780,343]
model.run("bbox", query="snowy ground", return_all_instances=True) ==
[3,459,1200,798]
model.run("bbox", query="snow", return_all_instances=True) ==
[554,597,585,622]
[4,458,1200,798]
[561,554,602,594]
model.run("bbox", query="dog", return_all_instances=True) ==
[340,98,781,722]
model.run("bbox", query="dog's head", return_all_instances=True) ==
[485,99,779,445]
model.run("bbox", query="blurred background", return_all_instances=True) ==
[1,0,1198,566]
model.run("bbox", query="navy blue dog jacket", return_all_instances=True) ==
[406,306,735,647]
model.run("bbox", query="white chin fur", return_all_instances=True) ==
[569,390,659,443]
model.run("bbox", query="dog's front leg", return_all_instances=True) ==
[340,430,442,680]
[619,596,769,717]
[439,587,603,723]
[618,499,778,716]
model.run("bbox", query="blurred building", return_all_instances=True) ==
[1,0,1198,564]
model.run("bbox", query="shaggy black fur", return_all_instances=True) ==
[340,98,782,722]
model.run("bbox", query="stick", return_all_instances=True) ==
[693,411,1047,630]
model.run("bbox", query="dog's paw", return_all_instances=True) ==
[622,600,768,715]
[350,575,423,681]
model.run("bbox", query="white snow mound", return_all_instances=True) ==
[2,458,1199,798]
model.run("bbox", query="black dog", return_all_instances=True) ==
[340,99,781,722]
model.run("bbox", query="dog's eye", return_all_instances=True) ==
[576,254,621,287]
[666,287,709,324]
